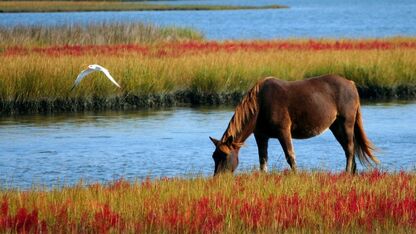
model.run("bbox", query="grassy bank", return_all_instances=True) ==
[0,24,415,114]
[0,1,287,12]
[0,170,415,232]
[0,23,204,47]
[1,39,416,114]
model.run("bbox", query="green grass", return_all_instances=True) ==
[1,48,415,114]
[0,1,288,13]
[0,24,415,113]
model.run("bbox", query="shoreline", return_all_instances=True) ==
[1,86,415,115]
[0,1,287,13]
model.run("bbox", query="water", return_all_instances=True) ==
[0,103,415,188]
[1,0,415,188]
[1,0,416,39]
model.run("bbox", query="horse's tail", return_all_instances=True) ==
[354,107,380,167]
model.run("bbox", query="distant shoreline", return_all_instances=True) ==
[0,1,288,13]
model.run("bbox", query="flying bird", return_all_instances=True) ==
[71,64,121,90]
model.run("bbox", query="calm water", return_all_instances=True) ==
[0,103,415,188]
[1,0,416,39]
[1,0,416,188]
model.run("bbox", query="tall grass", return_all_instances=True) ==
[1,50,415,95]
[0,23,204,47]
[1,39,416,113]
[0,1,287,13]
[0,170,415,233]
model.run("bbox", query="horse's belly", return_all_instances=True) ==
[291,125,329,139]
[290,114,336,139]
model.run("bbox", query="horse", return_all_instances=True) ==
[210,74,379,176]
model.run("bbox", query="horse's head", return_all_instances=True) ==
[209,136,243,176]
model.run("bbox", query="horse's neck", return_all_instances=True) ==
[220,79,264,144]
[220,106,258,144]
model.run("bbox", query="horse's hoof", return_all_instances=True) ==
[291,167,298,173]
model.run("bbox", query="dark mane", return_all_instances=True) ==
[220,78,271,143]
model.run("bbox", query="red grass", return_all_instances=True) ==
[0,171,415,232]
[93,204,125,233]
[3,40,416,57]
[0,199,46,233]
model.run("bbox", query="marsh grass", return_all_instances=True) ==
[0,170,415,233]
[1,38,416,113]
[0,1,287,13]
[0,23,204,47]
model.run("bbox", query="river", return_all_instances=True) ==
[1,0,415,188]
[1,0,416,39]
[1,102,415,188]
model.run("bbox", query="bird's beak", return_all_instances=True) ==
[70,85,76,91]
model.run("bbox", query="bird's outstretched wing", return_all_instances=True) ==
[71,68,95,91]
[100,67,121,88]
[71,65,121,91]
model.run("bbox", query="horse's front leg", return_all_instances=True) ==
[278,131,297,172]
[255,133,269,172]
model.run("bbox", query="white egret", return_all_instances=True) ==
[71,64,121,90]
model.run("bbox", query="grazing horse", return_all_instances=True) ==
[210,74,379,175]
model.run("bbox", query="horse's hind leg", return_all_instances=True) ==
[255,133,269,172]
[277,131,297,172]
[330,117,356,173]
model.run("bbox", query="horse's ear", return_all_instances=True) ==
[209,136,220,146]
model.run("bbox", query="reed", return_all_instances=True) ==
[0,23,203,47]
[0,170,415,233]
[1,40,416,114]
[0,1,287,13]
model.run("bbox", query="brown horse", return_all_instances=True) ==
[210,74,379,175]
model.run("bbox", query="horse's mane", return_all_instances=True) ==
[221,78,270,143]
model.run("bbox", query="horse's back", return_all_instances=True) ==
[302,74,360,116]
[261,74,359,108]
[257,75,359,139]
